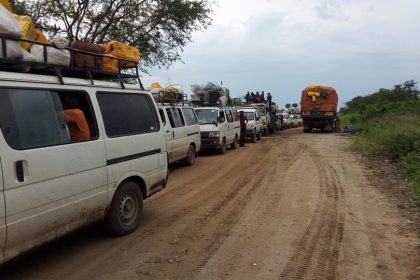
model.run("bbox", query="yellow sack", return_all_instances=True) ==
[0,0,12,13]
[14,15,36,50]
[35,29,48,44]
[102,54,119,73]
[151,82,162,89]
[104,41,139,68]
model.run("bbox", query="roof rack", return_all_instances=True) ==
[0,35,144,89]
[152,90,188,106]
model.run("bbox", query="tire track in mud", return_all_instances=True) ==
[125,140,280,279]
[279,147,345,280]
[167,142,280,279]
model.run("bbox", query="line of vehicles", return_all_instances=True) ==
[0,44,333,267]
[0,63,303,265]
[0,64,309,264]
[0,4,338,265]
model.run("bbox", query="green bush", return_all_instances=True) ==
[402,141,420,205]
[341,81,420,205]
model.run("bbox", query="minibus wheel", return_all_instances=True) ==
[105,181,143,236]
[185,144,196,166]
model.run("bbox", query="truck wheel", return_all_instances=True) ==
[105,181,143,236]
[185,144,196,166]
[231,135,239,149]
[219,138,227,154]
[256,129,262,140]
[264,128,269,136]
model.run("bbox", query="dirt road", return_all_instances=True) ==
[1,129,419,279]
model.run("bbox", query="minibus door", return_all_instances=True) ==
[0,156,6,263]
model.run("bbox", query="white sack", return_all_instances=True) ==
[0,39,22,59]
[30,44,70,66]
[0,4,21,36]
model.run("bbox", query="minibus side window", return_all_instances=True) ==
[181,108,198,126]
[166,108,184,128]
[158,109,166,125]
[59,91,98,142]
[0,88,69,150]
[226,110,233,123]
[231,110,239,122]
[0,88,97,149]
[97,92,159,137]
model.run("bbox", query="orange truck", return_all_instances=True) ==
[300,85,340,132]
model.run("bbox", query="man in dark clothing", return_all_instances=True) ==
[239,111,248,147]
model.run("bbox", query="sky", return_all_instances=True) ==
[144,0,420,109]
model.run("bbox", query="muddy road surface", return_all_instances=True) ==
[1,129,419,280]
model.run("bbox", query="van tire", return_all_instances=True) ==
[219,138,227,154]
[252,130,257,143]
[257,129,262,140]
[264,128,269,136]
[185,144,196,166]
[231,135,239,149]
[105,181,143,236]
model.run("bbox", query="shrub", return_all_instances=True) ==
[341,81,420,206]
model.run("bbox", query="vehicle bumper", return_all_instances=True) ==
[201,138,221,149]
[245,129,255,136]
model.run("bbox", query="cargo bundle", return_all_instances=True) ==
[0,2,142,87]
[300,84,340,132]
[151,81,186,104]
[191,82,230,107]
[301,84,338,112]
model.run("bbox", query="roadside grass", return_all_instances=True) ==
[340,85,420,206]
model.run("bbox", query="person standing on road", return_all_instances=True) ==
[239,110,248,147]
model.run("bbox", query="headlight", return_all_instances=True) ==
[247,123,256,129]
[208,131,220,138]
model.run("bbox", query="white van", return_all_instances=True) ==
[157,104,200,165]
[238,108,263,142]
[194,107,240,154]
[0,71,168,264]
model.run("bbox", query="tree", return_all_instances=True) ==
[231,97,243,106]
[10,0,213,69]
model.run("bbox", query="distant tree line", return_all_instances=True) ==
[340,80,419,115]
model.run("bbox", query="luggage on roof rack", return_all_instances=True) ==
[70,40,103,70]
[0,35,144,89]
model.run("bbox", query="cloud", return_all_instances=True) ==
[145,0,420,108]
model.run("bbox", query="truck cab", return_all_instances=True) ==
[194,107,240,154]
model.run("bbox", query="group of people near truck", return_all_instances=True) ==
[244,91,273,104]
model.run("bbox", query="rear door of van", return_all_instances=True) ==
[165,107,187,161]
[181,108,200,151]
[230,110,241,139]
[0,156,5,264]
[158,108,174,163]
[0,86,108,262]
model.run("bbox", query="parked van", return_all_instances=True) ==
[194,107,240,154]
[238,108,263,142]
[252,103,269,136]
[157,104,200,165]
[281,112,291,128]
[0,71,168,264]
